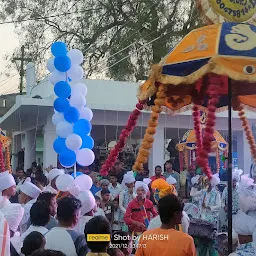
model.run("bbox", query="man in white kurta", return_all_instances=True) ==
[18,178,41,233]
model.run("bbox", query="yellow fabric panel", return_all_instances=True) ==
[213,56,256,80]
[213,131,226,143]
[163,24,219,65]
[209,0,256,22]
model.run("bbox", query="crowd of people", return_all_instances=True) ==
[1,159,256,256]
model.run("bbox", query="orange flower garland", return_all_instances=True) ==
[237,102,256,161]
[133,84,167,171]
[0,142,5,173]
[5,146,11,173]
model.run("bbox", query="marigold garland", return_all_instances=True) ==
[236,101,256,161]
[132,84,168,171]
[193,104,203,163]
[0,143,5,173]
[196,75,221,179]
[5,146,11,173]
[99,101,145,176]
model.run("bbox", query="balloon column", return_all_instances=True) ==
[48,42,95,175]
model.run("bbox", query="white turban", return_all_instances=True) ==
[0,171,15,192]
[166,176,177,185]
[143,178,151,186]
[238,175,256,212]
[48,168,65,181]
[1,203,24,232]
[232,168,243,182]
[100,179,110,186]
[20,178,41,199]
[210,173,220,187]
[77,191,96,215]
[233,210,256,249]
[123,172,135,184]
[191,175,200,186]
[135,181,149,193]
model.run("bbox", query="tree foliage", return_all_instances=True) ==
[0,0,203,81]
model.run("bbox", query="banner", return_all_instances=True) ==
[209,0,256,22]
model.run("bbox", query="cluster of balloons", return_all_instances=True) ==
[48,41,95,168]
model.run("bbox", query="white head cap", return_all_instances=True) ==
[143,178,151,186]
[191,175,200,186]
[48,168,65,182]
[1,203,24,232]
[0,171,15,192]
[232,168,243,182]
[166,176,177,185]
[210,173,220,187]
[77,191,96,215]
[20,178,41,199]
[123,172,135,184]
[135,181,149,193]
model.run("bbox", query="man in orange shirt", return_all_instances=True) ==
[135,194,196,256]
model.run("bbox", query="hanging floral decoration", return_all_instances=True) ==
[100,100,145,176]
[5,146,11,173]
[132,84,167,171]
[236,101,256,161]
[0,142,5,172]
[196,75,221,179]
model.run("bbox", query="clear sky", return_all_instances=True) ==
[0,23,19,95]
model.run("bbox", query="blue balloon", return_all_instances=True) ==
[74,119,92,137]
[54,98,70,112]
[81,135,94,149]
[59,149,76,168]
[64,107,80,123]
[51,42,68,57]
[54,55,71,72]
[54,81,71,98]
[53,137,68,154]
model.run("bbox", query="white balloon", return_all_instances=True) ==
[70,93,86,109]
[52,112,65,126]
[77,191,95,215]
[67,49,84,66]
[71,83,88,96]
[47,57,55,72]
[65,134,82,151]
[56,174,74,192]
[76,148,95,166]
[49,71,66,85]
[56,121,73,138]
[79,107,93,121]
[67,65,84,82]
[74,174,93,191]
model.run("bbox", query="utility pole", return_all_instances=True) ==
[13,45,32,95]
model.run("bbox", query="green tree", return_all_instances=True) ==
[0,0,202,81]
